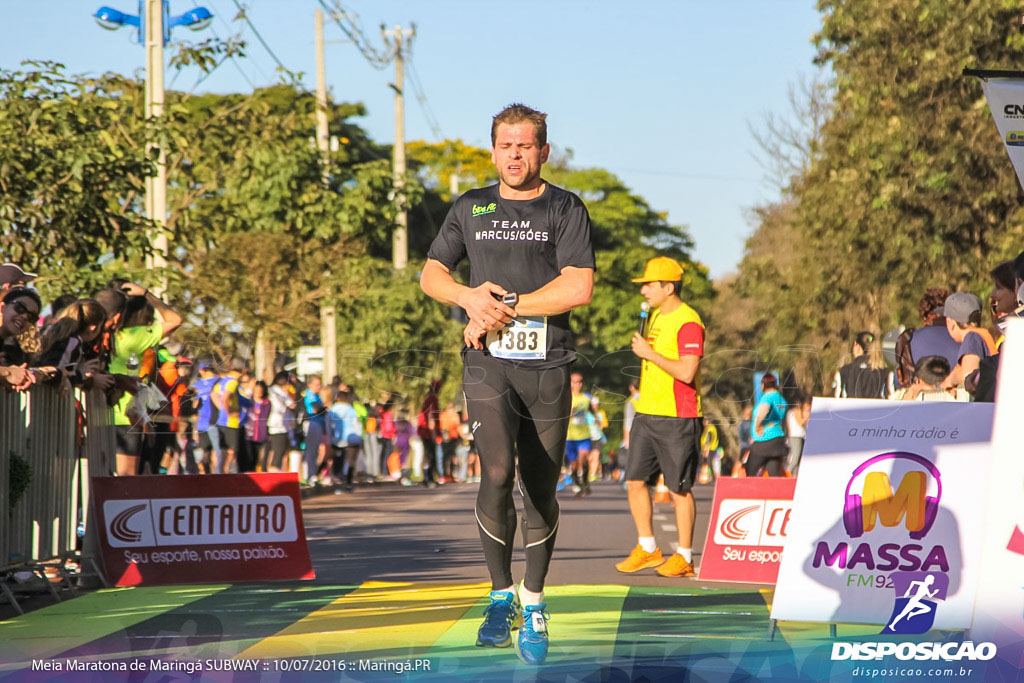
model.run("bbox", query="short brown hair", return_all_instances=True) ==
[491,103,547,147]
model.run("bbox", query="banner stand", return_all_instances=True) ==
[766,619,837,641]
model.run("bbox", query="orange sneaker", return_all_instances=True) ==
[656,553,696,577]
[615,545,664,573]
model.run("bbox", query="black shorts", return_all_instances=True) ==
[115,425,143,457]
[218,425,241,453]
[625,413,702,494]
[198,430,216,451]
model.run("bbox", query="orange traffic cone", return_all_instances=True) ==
[653,474,671,503]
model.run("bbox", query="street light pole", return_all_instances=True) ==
[93,1,213,294]
[314,8,337,385]
[144,0,168,293]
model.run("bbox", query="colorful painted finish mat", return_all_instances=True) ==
[0,582,985,682]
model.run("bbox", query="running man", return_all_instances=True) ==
[888,575,939,631]
[420,103,595,665]
[615,256,704,578]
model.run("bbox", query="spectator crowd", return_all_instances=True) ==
[0,264,483,490]
[2,248,1022,489]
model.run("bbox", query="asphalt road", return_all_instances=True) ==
[300,476,719,588]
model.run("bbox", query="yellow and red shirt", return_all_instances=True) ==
[636,302,704,418]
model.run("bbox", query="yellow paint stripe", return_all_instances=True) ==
[238,582,489,659]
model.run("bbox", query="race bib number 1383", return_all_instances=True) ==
[486,316,547,361]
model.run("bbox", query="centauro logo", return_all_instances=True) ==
[713,498,791,546]
[103,497,298,548]
[1007,131,1024,147]
[472,202,497,217]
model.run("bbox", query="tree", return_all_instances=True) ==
[0,62,153,296]
[726,0,1024,398]
[159,85,407,366]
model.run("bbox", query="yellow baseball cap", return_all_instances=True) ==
[632,256,684,283]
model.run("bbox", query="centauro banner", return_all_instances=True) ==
[966,69,1024,193]
[770,398,994,629]
[92,473,315,586]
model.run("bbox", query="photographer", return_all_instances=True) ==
[106,283,182,476]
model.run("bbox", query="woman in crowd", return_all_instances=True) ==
[747,373,789,477]
[301,375,327,485]
[38,298,108,387]
[328,388,363,491]
[264,371,295,473]
[785,397,812,475]
[377,394,397,477]
[244,380,270,473]
[0,288,42,390]
[989,260,1018,348]
[108,283,182,476]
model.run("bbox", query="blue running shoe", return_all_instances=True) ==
[476,590,522,648]
[515,603,550,665]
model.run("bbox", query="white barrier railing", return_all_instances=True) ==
[1,386,115,572]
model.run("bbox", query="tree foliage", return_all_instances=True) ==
[0,61,710,424]
[722,0,1024,401]
[0,63,152,295]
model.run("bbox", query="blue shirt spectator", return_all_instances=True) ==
[753,389,787,442]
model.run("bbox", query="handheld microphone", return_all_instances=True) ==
[637,302,651,335]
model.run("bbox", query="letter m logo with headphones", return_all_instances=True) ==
[843,452,941,539]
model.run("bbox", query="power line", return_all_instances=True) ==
[228,0,292,76]
[405,57,442,141]
[184,0,256,91]
[205,0,265,86]
[318,0,393,70]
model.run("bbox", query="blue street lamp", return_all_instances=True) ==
[92,1,213,294]
[94,2,212,44]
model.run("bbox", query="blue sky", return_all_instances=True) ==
[0,0,822,278]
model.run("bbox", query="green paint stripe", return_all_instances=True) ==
[0,585,229,667]
[614,587,775,661]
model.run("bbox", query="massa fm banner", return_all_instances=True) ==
[770,398,994,630]
[92,473,315,586]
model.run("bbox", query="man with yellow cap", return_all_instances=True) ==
[615,256,704,578]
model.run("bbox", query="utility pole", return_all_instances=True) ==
[144,0,168,295]
[450,161,461,198]
[382,24,414,270]
[315,8,337,383]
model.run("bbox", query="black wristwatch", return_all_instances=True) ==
[501,292,519,309]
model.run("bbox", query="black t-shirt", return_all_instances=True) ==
[839,355,888,399]
[427,181,596,368]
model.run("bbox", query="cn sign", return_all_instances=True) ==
[699,477,796,583]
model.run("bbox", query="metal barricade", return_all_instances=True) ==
[1,386,115,610]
